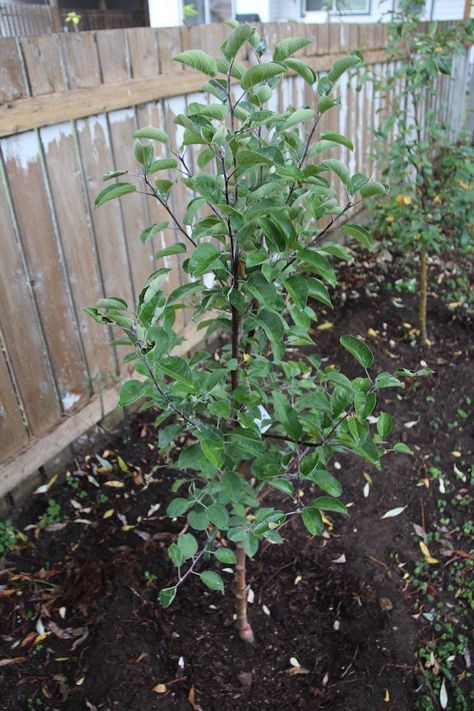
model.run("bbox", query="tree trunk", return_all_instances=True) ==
[235,541,255,643]
[418,248,428,342]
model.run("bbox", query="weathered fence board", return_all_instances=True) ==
[0,21,469,501]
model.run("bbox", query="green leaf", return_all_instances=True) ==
[188,102,228,121]
[377,412,393,437]
[313,496,348,516]
[167,498,192,518]
[173,49,217,76]
[340,223,372,248]
[201,570,224,593]
[309,470,342,497]
[95,182,136,208]
[215,548,237,564]
[301,507,323,536]
[328,55,360,82]
[102,169,127,181]
[168,543,184,567]
[149,158,178,173]
[139,221,169,245]
[305,277,332,307]
[318,159,350,186]
[188,508,210,530]
[298,250,336,287]
[187,243,222,276]
[283,276,309,310]
[359,180,387,198]
[340,335,374,368]
[273,390,302,441]
[207,504,229,530]
[283,58,315,85]
[259,308,285,343]
[273,36,311,61]
[155,356,196,391]
[198,426,224,468]
[177,532,198,559]
[95,297,128,310]
[285,108,316,128]
[241,62,286,91]
[320,131,353,151]
[222,24,255,59]
[159,586,176,608]
[393,443,413,455]
[132,127,168,143]
[154,242,186,260]
[118,380,147,407]
[268,479,294,495]
[318,96,337,113]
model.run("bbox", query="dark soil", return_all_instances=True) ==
[1,253,472,711]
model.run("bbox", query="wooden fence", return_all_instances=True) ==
[0,21,470,502]
[0,3,148,38]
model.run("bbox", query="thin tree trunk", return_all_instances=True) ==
[419,248,428,342]
[235,541,255,643]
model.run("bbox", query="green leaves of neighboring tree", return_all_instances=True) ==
[85,21,409,635]
[366,0,474,341]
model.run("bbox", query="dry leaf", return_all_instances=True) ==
[440,679,448,709]
[102,509,114,519]
[316,321,333,330]
[380,505,407,519]
[188,684,197,709]
[0,657,26,667]
[153,683,167,694]
[104,481,124,488]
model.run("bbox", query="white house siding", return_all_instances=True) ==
[236,0,270,21]
[268,0,301,21]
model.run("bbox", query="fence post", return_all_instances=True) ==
[49,0,62,33]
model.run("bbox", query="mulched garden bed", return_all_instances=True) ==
[1,251,472,711]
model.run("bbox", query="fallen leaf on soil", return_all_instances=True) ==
[403,420,418,429]
[188,684,197,708]
[332,554,346,564]
[419,541,439,564]
[379,597,393,611]
[384,689,390,702]
[290,657,301,668]
[316,321,333,330]
[380,506,407,519]
[104,480,124,488]
[102,509,114,519]
[451,451,462,458]
[440,679,448,709]
[238,672,252,688]
[0,657,26,667]
[262,604,271,616]
[153,683,167,694]
[412,523,426,539]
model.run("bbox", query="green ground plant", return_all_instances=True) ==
[0,519,16,558]
[86,22,422,643]
[367,1,473,341]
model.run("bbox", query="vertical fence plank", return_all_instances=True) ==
[20,34,66,97]
[1,131,90,414]
[0,330,29,459]
[95,29,129,84]
[0,157,61,436]
[39,121,117,389]
[127,27,159,78]
[59,31,102,89]
[0,37,28,102]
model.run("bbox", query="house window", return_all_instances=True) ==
[304,0,371,12]
[334,0,371,12]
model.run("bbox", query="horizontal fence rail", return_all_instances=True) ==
[0,21,469,500]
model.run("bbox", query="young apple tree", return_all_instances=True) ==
[367,1,473,341]
[86,22,418,643]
